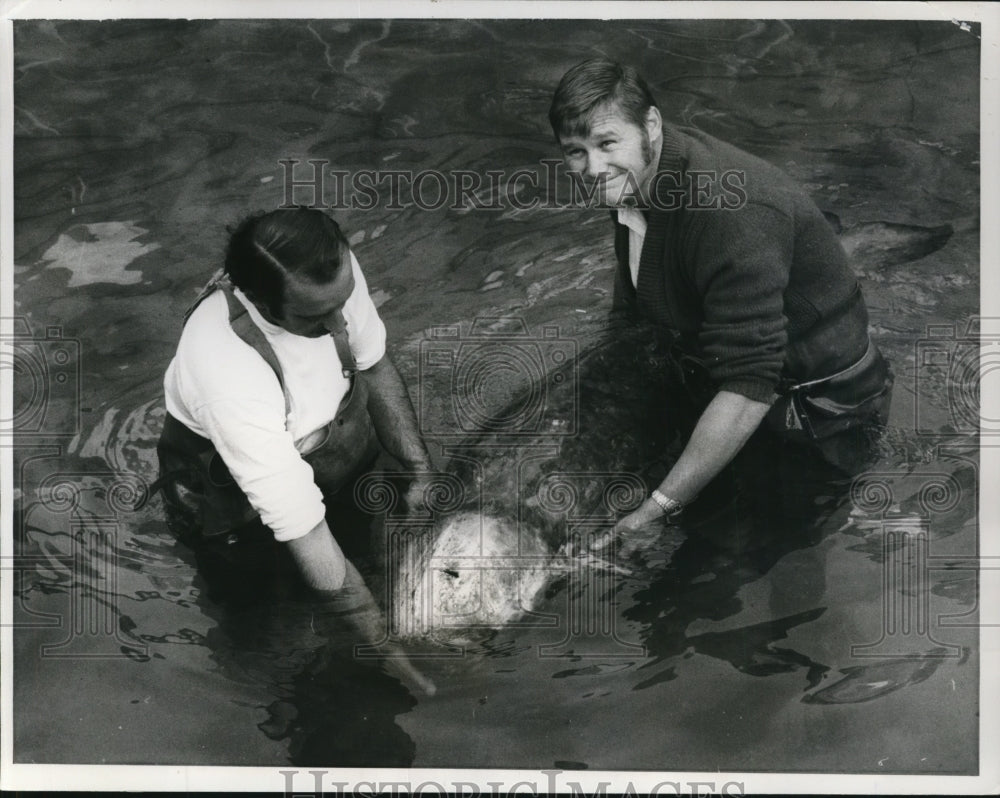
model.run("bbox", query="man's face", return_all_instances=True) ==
[558,102,662,206]
[266,263,356,338]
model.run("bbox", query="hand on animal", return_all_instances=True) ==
[590,498,668,555]
[403,475,433,514]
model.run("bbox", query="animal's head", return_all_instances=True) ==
[393,512,555,643]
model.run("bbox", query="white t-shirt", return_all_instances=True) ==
[163,251,386,542]
[617,206,647,288]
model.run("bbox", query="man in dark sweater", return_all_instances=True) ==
[549,58,893,542]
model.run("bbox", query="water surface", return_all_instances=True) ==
[11,18,980,773]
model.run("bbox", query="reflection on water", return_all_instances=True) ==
[35,221,160,288]
[11,18,979,772]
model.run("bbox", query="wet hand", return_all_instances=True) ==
[590,498,667,555]
[389,648,437,697]
[616,498,667,534]
[403,475,433,515]
[373,641,437,697]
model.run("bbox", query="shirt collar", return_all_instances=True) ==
[616,205,647,235]
[232,286,286,337]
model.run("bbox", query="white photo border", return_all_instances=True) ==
[1,1,996,794]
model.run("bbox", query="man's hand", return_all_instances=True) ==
[593,390,770,556]
[589,497,666,554]
[362,354,436,495]
[403,474,434,515]
[614,497,666,535]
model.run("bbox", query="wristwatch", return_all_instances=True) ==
[650,489,683,518]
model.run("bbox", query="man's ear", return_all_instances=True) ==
[644,105,663,142]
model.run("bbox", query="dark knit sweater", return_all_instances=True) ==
[613,125,870,405]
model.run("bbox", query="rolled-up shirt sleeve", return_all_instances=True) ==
[344,250,387,370]
[192,396,326,542]
[173,313,327,542]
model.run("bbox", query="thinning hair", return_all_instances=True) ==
[549,58,658,140]
[224,207,350,319]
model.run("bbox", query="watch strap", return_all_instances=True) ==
[650,489,683,517]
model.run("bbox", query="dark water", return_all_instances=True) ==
[10,19,980,773]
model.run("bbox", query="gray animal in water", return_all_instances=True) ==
[389,318,676,640]
[391,217,958,641]
[84,218,954,641]
[390,511,557,643]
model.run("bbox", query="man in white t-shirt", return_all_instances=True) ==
[157,207,435,693]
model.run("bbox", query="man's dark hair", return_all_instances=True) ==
[548,58,658,141]
[224,207,350,319]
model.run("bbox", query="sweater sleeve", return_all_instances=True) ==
[687,202,793,403]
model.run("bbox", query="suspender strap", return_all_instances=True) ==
[219,287,293,420]
[327,308,358,378]
[184,268,228,323]
[183,274,358,416]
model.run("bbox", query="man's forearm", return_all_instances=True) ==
[658,389,771,503]
[361,354,433,472]
[292,522,436,695]
[610,389,772,537]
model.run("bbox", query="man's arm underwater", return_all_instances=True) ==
[286,521,436,696]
